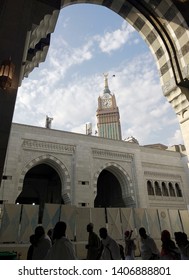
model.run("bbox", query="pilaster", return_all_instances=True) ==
[165,85,189,163]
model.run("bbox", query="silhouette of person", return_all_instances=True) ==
[32,225,52,260]
[85,223,101,260]
[99,227,121,260]
[45,221,77,260]
[47,228,54,243]
[139,227,160,260]
[27,234,36,260]
[124,230,136,260]
[160,230,180,260]
[174,231,189,260]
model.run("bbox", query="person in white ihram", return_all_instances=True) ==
[45,221,77,260]
[99,227,121,260]
[139,227,160,260]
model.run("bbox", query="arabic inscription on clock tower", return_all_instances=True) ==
[96,74,122,140]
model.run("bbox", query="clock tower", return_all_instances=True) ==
[96,74,122,140]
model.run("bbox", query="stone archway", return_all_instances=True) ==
[94,169,125,207]
[17,154,71,204]
[94,162,136,208]
[16,163,62,205]
[16,162,64,222]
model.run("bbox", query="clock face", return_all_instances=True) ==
[102,98,112,108]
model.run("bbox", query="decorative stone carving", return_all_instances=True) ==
[92,148,134,161]
[22,139,75,154]
[144,170,181,180]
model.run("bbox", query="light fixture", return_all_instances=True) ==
[0,58,15,90]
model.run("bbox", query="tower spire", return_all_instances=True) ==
[103,73,110,94]
[97,73,122,140]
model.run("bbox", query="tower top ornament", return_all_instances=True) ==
[103,73,110,94]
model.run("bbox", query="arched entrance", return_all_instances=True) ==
[17,154,72,205]
[94,163,136,208]
[16,162,64,222]
[16,163,63,205]
[94,169,125,207]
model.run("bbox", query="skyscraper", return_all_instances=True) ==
[96,74,122,140]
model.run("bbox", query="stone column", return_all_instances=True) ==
[165,85,189,163]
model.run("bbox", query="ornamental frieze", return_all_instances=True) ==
[92,148,133,161]
[22,139,75,154]
[143,162,183,172]
[144,171,181,180]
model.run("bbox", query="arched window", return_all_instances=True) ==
[155,181,162,196]
[169,182,175,197]
[147,180,154,195]
[175,183,182,197]
[162,182,169,196]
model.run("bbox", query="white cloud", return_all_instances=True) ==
[150,102,170,118]
[95,21,135,54]
[38,37,94,87]
[167,129,184,146]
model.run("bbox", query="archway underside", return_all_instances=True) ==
[17,154,72,205]
[94,163,136,208]
[16,163,63,205]
[94,169,125,208]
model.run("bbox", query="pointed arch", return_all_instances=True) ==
[93,162,136,207]
[162,182,169,196]
[17,154,71,203]
[155,181,162,196]
[168,182,176,197]
[147,180,154,196]
[175,182,182,197]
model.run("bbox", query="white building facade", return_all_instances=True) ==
[0,123,189,211]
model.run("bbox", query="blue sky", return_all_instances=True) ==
[13,4,183,146]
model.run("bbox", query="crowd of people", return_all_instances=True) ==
[27,222,189,260]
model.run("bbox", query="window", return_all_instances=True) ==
[147,180,154,195]
[2,175,12,180]
[162,182,169,196]
[146,179,182,199]
[78,202,88,207]
[155,181,162,196]
[175,183,182,197]
[169,182,175,197]
[78,181,89,186]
